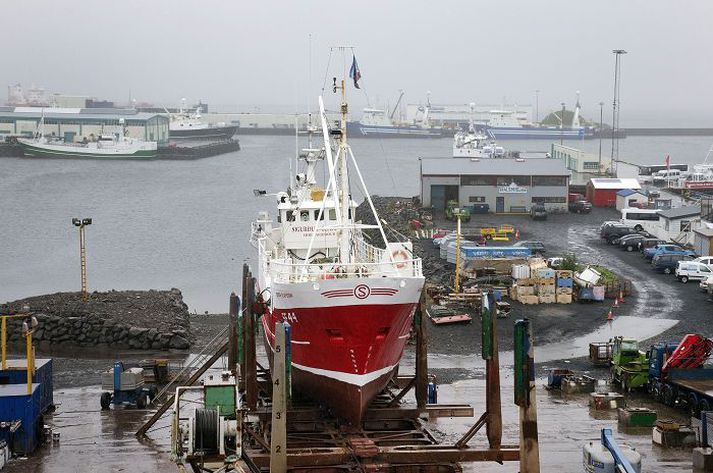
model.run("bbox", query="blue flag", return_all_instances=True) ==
[349,54,361,89]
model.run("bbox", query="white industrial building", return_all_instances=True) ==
[420,157,570,214]
[0,107,170,145]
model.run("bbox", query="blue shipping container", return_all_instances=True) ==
[0,383,42,454]
[0,359,53,415]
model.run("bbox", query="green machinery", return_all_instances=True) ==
[610,337,650,391]
[445,200,471,222]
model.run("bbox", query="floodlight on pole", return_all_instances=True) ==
[71,217,92,301]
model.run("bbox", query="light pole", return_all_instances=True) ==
[72,217,92,301]
[611,49,627,176]
[599,101,604,175]
[535,89,540,123]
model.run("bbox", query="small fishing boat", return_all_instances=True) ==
[18,115,157,159]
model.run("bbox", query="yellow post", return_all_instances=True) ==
[1,317,6,371]
[26,332,32,395]
[455,212,462,293]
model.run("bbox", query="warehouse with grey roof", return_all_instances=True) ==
[419,157,570,213]
[0,107,169,146]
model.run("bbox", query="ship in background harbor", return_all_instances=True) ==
[346,91,443,138]
[251,86,424,423]
[168,100,238,140]
[484,93,595,140]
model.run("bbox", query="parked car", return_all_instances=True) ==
[643,244,695,261]
[600,221,626,233]
[699,275,713,292]
[675,261,713,283]
[602,225,637,244]
[513,240,546,255]
[652,254,694,274]
[617,233,653,251]
[547,257,564,268]
[638,238,667,252]
[568,200,592,214]
[530,203,547,220]
[694,256,713,266]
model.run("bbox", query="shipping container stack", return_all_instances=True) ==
[555,270,574,304]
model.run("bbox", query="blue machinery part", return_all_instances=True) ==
[601,428,637,473]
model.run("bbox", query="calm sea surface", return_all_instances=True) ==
[1,135,711,312]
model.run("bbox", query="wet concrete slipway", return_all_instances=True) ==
[5,208,710,472]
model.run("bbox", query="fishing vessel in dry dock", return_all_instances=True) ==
[250,81,424,424]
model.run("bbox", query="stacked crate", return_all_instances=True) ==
[510,264,538,304]
[535,267,556,303]
[555,270,573,304]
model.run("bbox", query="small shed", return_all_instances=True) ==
[586,178,642,208]
[658,205,701,246]
[615,189,648,211]
[693,226,713,257]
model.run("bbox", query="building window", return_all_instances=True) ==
[461,175,496,186]
[532,176,567,186]
[680,220,691,232]
[583,162,600,171]
[531,197,566,203]
[496,176,530,186]
[468,196,486,203]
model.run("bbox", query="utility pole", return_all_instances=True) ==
[599,102,604,175]
[71,217,92,301]
[534,89,540,123]
[611,50,627,176]
[560,102,565,145]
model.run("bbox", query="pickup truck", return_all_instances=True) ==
[568,200,592,214]
[643,244,695,261]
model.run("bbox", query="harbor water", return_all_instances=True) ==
[1,135,712,313]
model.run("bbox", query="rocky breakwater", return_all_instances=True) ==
[0,289,194,351]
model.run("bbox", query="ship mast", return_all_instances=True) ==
[335,77,352,264]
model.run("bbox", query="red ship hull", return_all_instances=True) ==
[262,278,423,424]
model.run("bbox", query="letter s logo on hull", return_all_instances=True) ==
[353,284,371,300]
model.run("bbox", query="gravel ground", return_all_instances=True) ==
[366,199,710,381]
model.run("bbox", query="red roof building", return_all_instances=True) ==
[585,178,642,207]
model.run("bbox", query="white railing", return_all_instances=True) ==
[267,258,423,283]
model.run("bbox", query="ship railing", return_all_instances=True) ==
[267,258,423,283]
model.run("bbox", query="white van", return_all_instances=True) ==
[676,261,713,283]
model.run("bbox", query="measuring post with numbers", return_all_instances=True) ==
[270,321,288,473]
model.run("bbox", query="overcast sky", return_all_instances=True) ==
[4,1,713,125]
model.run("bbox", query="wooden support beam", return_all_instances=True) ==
[415,292,428,409]
[245,273,258,410]
[135,341,229,437]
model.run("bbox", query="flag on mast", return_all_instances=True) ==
[349,54,361,89]
[665,154,670,169]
